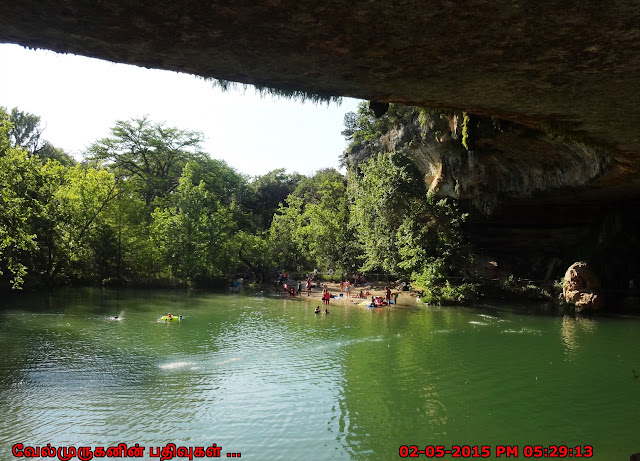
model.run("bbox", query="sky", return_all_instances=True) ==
[0,43,363,177]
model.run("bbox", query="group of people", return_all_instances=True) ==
[279,274,317,297]
[351,274,367,286]
[368,286,399,307]
[369,296,387,307]
[315,306,329,314]
[339,280,352,297]
[272,270,400,308]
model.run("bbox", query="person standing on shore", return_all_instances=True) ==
[345,281,351,298]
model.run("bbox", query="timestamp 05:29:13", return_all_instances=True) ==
[398,444,594,458]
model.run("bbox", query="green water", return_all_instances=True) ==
[0,289,638,460]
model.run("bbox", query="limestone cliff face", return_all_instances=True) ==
[344,109,640,288]
[345,111,612,214]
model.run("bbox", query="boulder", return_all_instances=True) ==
[562,262,603,311]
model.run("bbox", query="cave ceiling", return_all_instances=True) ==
[2,0,640,194]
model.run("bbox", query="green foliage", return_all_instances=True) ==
[348,151,470,277]
[412,259,478,305]
[1,106,476,294]
[87,116,205,207]
[553,277,564,294]
[249,169,304,229]
[30,161,118,285]
[35,141,76,166]
[269,195,312,272]
[150,162,236,282]
[499,275,552,301]
[268,169,357,274]
[298,170,357,273]
[0,111,250,289]
[93,185,148,283]
[341,102,423,166]
[501,274,518,291]
[7,107,43,155]
[347,147,474,301]
[226,231,272,281]
[0,110,40,288]
[461,112,470,150]
[0,106,119,290]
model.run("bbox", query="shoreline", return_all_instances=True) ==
[271,280,417,307]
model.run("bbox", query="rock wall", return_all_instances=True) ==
[345,111,612,215]
[3,0,640,163]
[345,109,640,287]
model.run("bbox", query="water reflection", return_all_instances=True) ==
[561,315,597,360]
[1,292,639,460]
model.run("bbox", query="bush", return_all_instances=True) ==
[487,275,552,302]
[413,260,478,305]
[420,280,479,305]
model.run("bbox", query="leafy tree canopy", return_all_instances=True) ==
[269,168,358,274]
[249,168,304,229]
[348,151,470,277]
[7,107,43,155]
[87,116,206,207]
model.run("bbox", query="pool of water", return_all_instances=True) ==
[0,289,638,460]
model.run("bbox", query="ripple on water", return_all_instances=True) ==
[158,361,198,370]
[501,328,542,335]
[2,294,638,460]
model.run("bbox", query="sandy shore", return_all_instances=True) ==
[276,280,417,307]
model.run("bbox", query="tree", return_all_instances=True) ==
[88,116,205,207]
[293,169,358,273]
[341,102,424,168]
[348,151,470,277]
[1,106,119,288]
[269,195,310,272]
[0,108,40,288]
[36,141,75,166]
[150,162,236,283]
[249,169,304,229]
[29,162,118,286]
[348,152,418,274]
[226,231,272,282]
[7,107,43,156]
[268,169,358,274]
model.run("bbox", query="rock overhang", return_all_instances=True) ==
[2,0,640,190]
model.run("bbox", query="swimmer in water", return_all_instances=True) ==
[324,308,329,314]
[315,306,321,314]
